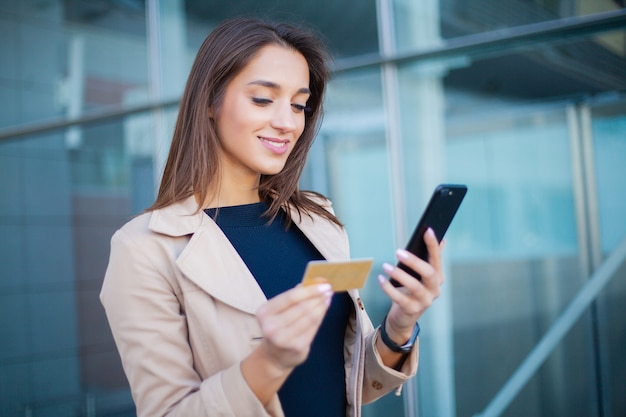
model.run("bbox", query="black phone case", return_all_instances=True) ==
[392,184,467,286]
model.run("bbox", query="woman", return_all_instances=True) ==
[101,17,445,417]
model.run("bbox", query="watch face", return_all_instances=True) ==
[400,323,419,352]
[397,343,413,353]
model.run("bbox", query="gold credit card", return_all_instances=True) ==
[301,258,374,292]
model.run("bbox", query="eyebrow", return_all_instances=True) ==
[248,80,311,95]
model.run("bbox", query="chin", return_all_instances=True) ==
[254,154,292,176]
[259,164,288,176]
[261,168,286,176]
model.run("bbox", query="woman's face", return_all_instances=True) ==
[214,44,310,182]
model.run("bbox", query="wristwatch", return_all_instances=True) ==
[380,314,420,353]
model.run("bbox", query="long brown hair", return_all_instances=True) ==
[147,17,341,226]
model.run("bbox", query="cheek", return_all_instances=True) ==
[292,125,307,154]
[215,102,249,141]
[296,116,306,139]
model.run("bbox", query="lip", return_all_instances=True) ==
[258,136,290,155]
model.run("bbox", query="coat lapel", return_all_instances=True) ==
[149,197,267,315]
[176,217,268,315]
[289,206,350,262]
[148,196,351,315]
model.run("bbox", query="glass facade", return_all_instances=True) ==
[1,1,625,416]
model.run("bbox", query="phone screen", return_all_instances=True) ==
[392,184,467,286]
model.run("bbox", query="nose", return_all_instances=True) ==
[270,102,298,132]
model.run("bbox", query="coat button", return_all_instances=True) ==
[372,380,383,390]
[357,298,364,310]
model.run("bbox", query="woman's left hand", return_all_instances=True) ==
[378,227,445,343]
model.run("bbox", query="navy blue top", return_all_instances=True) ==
[205,202,352,417]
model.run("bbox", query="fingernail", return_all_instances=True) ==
[326,293,334,305]
[427,227,436,237]
[396,249,410,259]
[317,283,332,293]
[382,263,394,273]
[377,274,387,285]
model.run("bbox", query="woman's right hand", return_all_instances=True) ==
[257,282,333,369]
[241,282,333,405]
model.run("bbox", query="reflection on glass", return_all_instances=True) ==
[591,103,626,254]
[0,125,142,415]
[322,68,409,417]
[182,1,380,58]
[445,103,597,417]
[591,100,626,417]
[438,0,623,39]
[1,1,625,416]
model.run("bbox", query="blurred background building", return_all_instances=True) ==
[1,0,625,416]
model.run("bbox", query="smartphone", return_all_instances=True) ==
[391,184,467,286]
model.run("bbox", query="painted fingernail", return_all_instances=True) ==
[377,274,387,285]
[427,227,436,237]
[326,293,334,305]
[396,249,410,259]
[382,263,394,273]
[317,283,332,293]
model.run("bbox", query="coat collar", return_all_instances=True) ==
[148,196,349,314]
[148,195,204,237]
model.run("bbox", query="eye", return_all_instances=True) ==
[292,104,311,113]
[252,97,272,106]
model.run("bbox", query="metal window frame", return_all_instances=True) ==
[474,234,626,417]
[2,9,624,143]
[1,7,625,417]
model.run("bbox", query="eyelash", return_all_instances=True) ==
[252,97,310,113]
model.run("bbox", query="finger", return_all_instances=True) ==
[377,274,418,305]
[377,274,430,321]
[424,228,442,272]
[259,290,330,335]
[261,295,331,354]
[257,301,331,369]
[382,261,441,306]
[258,286,332,339]
[382,262,427,299]
[259,282,332,317]
[394,250,435,284]
[404,229,444,290]
[272,298,329,343]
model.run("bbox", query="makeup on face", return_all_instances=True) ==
[213,44,311,183]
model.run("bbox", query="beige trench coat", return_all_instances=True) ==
[100,196,418,417]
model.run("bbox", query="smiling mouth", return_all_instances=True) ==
[258,137,288,148]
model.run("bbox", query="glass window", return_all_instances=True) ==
[591,102,626,254]
[320,67,411,417]
[2,1,625,416]
[444,103,596,417]
[182,0,380,58]
[333,4,625,414]
[440,0,621,39]
[0,1,149,131]
[590,99,626,417]
[0,113,147,415]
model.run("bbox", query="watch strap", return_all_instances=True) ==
[380,314,420,353]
